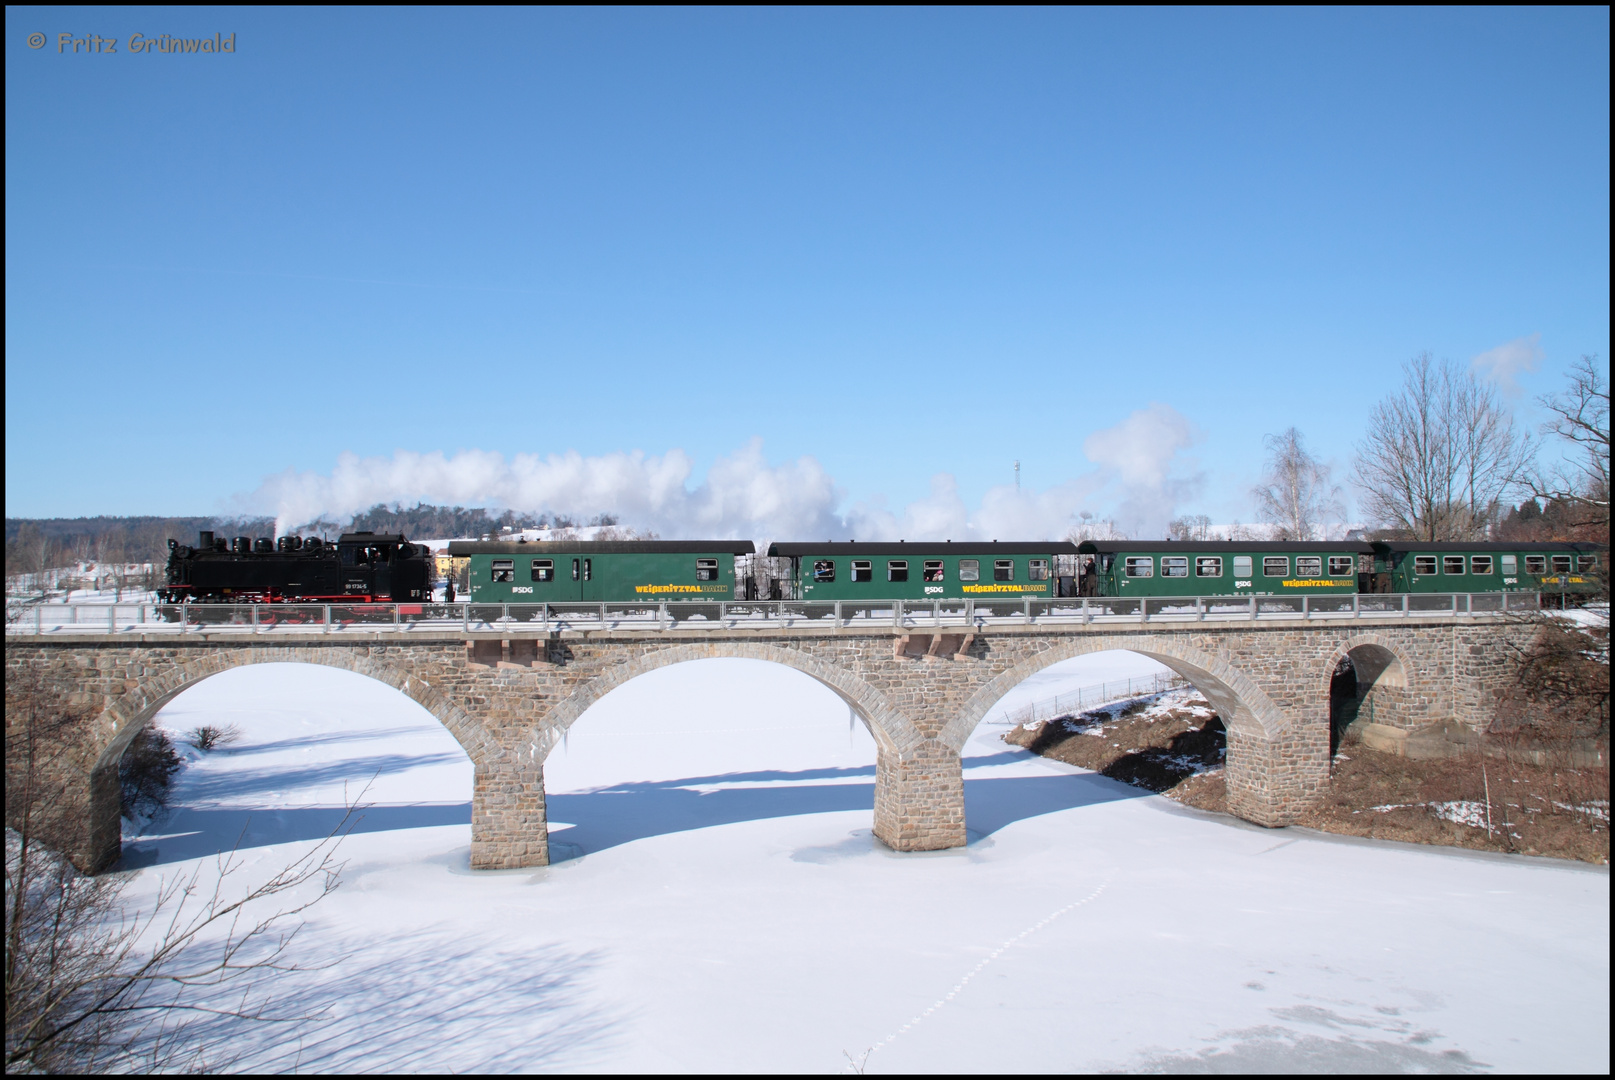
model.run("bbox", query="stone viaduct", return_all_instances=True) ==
[5,616,1529,873]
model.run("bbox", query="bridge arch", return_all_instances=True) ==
[942,634,1288,753]
[79,647,497,873]
[528,641,921,765]
[91,646,496,776]
[1319,634,1411,695]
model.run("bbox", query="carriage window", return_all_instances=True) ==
[1124,557,1153,578]
[1413,556,1437,575]
[888,560,909,582]
[1470,555,1494,575]
[1577,555,1597,573]
[696,559,719,581]
[1161,556,1188,578]
[491,559,515,583]
[993,560,1014,581]
[923,560,945,582]
[1232,556,1252,577]
[1551,555,1572,574]
[531,559,554,582]
[1442,556,1465,575]
[1328,556,1354,576]
[572,558,580,580]
[1028,559,1049,581]
[812,559,835,582]
[1196,556,1223,577]
[1500,555,1517,574]
[1524,555,1546,574]
[852,560,873,582]
[959,560,980,581]
[582,558,592,581]
[1296,557,1323,577]
[1263,557,1289,577]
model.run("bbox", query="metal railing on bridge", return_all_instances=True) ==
[985,670,1191,730]
[4,592,1544,636]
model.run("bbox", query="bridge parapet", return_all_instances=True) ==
[5,592,1542,638]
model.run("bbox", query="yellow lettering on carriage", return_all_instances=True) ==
[633,584,728,594]
[961,583,1049,593]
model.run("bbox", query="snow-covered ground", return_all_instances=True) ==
[121,656,1609,1073]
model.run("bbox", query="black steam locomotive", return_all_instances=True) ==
[160,530,432,603]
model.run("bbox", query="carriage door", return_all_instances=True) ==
[577,555,600,602]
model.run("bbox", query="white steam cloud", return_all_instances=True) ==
[1470,333,1543,398]
[1080,403,1205,536]
[242,409,1205,542]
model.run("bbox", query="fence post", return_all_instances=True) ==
[36,605,43,634]
[252,605,259,634]
[1402,594,1409,617]
[462,603,470,633]
[1024,598,1032,624]
[324,604,332,633]
[1196,596,1204,621]
[1302,595,1310,620]
[1082,597,1090,624]
[1140,598,1148,625]
[1249,595,1257,621]
[110,605,117,634]
[1353,593,1360,618]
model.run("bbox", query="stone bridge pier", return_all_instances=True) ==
[4,617,1531,873]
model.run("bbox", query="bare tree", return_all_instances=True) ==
[1065,512,1126,543]
[5,665,357,1072]
[1529,354,1610,535]
[97,535,128,603]
[12,526,55,600]
[1252,428,1343,541]
[1353,353,1533,540]
[1167,514,1214,541]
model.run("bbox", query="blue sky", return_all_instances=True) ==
[5,7,1609,538]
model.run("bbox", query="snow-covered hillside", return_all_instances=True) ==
[120,657,1609,1072]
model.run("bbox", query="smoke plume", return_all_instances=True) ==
[242,416,1206,542]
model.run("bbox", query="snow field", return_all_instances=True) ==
[118,657,1609,1073]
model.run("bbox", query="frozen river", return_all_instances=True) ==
[122,658,1609,1073]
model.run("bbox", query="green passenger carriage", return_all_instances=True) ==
[766,542,1064,603]
[1076,541,1372,598]
[1369,541,1604,598]
[449,540,755,604]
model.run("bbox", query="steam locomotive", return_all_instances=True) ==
[159,530,432,603]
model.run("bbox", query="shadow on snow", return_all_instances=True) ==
[124,753,1148,867]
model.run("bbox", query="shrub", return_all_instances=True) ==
[186,724,242,752]
[118,727,181,820]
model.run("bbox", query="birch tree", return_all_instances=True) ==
[1251,428,1342,541]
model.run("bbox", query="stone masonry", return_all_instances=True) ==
[3,615,1536,873]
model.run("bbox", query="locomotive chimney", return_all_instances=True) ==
[199,530,214,549]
